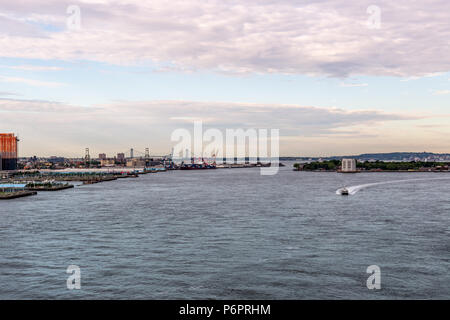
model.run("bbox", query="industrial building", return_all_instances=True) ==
[0,133,19,171]
[100,159,116,167]
[126,158,146,167]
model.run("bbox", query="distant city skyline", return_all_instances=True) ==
[1,0,449,157]
[18,151,450,162]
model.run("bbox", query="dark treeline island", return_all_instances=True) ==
[282,151,450,162]
[294,160,450,172]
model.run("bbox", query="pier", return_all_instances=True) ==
[0,190,37,200]
[0,183,37,200]
[25,182,75,191]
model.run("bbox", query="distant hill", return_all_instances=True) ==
[281,152,450,162]
[332,152,450,161]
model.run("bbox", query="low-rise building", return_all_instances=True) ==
[100,159,116,167]
[126,159,146,167]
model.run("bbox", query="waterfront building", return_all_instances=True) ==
[99,153,107,160]
[0,183,26,193]
[126,159,146,167]
[0,133,19,171]
[100,159,116,167]
[341,158,357,172]
[117,153,125,163]
[48,156,65,164]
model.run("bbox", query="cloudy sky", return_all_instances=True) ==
[0,0,449,157]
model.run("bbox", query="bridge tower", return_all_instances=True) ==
[85,148,90,167]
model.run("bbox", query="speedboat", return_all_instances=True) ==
[341,187,349,195]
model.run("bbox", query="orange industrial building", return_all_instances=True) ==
[0,133,19,171]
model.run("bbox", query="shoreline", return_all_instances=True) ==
[0,191,37,200]
[26,184,75,191]
[293,170,450,173]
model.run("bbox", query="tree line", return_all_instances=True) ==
[294,160,449,171]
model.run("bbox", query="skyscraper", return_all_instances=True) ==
[117,153,125,163]
[0,133,19,171]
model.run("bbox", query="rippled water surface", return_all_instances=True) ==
[0,164,449,299]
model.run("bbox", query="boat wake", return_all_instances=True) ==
[336,177,450,195]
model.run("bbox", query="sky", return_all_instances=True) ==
[0,0,449,157]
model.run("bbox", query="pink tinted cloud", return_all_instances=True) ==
[0,0,449,77]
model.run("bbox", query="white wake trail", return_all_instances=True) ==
[336,177,450,195]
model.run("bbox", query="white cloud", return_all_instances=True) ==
[400,72,444,82]
[0,65,64,71]
[433,90,450,95]
[340,83,368,87]
[0,98,425,156]
[0,0,449,77]
[0,75,65,87]
[0,91,20,96]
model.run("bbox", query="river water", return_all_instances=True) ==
[0,163,449,299]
